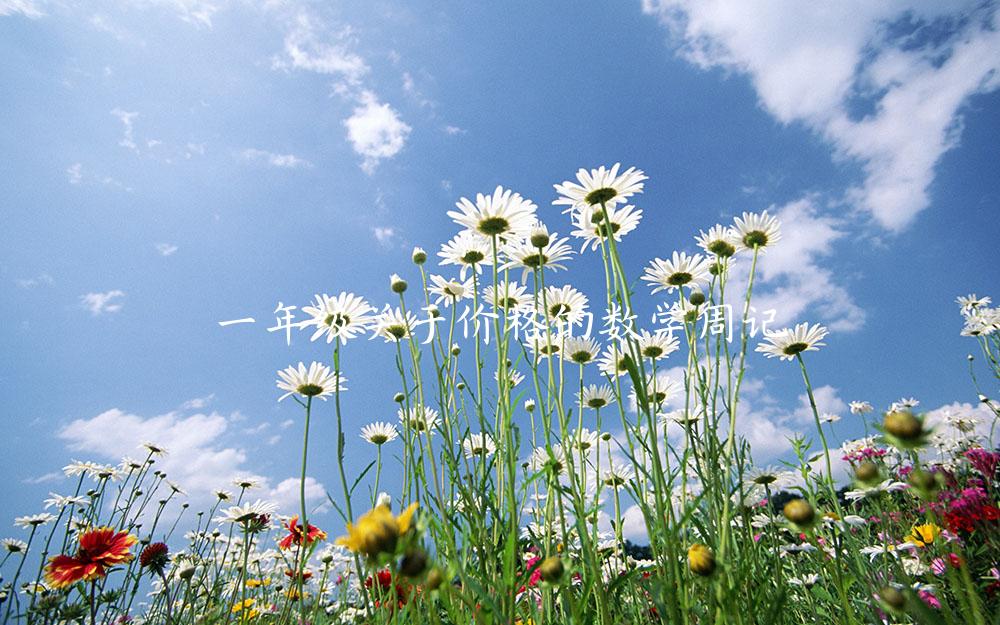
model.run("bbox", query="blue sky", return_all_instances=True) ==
[2,0,999,536]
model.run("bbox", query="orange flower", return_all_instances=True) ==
[45,527,137,588]
[278,516,327,550]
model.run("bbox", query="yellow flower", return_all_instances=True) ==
[336,503,418,557]
[245,578,271,588]
[231,598,255,614]
[688,543,716,576]
[906,523,941,547]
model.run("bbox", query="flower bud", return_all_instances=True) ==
[883,410,922,440]
[783,499,815,527]
[689,290,706,306]
[178,564,196,581]
[393,392,405,403]
[854,461,880,485]
[687,543,715,576]
[399,549,428,578]
[539,556,564,583]
[426,567,444,590]
[451,344,461,356]
[524,399,536,413]
[412,247,427,265]
[390,274,407,294]
[878,586,906,611]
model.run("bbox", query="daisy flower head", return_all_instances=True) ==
[636,328,680,361]
[819,413,841,424]
[398,405,440,433]
[571,204,643,252]
[371,306,418,342]
[233,476,263,490]
[849,401,874,415]
[482,280,530,311]
[360,422,398,446]
[603,463,631,488]
[2,538,28,553]
[142,441,168,456]
[428,274,474,307]
[14,514,57,529]
[956,293,991,316]
[276,362,344,401]
[695,224,739,258]
[529,444,566,475]
[579,384,614,410]
[538,284,589,326]
[755,322,828,361]
[597,343,630,377]
[448,185,537,240]
[215,500,278,525]
[523,329,564,359]
[744,466,793,490]
[732,210,781,252]
[562,335,601,365]
[437,230,493,278]
[462,433,496,459]
[300,292,375,344]
[642,251,712,294]
[553,163,647,215]
[45,527,137,589]
[961,307,1000,337]
[569,428,600,455]
[501,228,574,280]
[630,373,681,410]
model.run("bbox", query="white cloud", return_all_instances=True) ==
[80,290,125,315]
[343,90,411,173]
[621,504,649,541]
[642,1,1000,230]
[274,12,368,85]
[443,125,465,135]
[793,384,847,423]
[180,394,214,410]
[185,142,205,159]
[67,163,82,184]
[23,472,62,484]
[16,272,53,288]
[267,477,328,515]
[111,108,139,152]
[59,408,246,496]
[156,242,179,256]
[0,0,44,18]
[738,197,866,331]
[372,226,395,245]
[240,148,312,169]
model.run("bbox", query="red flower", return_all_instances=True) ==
[139,542,169,573]
[45,527,138,588]
[278,516,327,550]
[365,569,414,610]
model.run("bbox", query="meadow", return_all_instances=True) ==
[3,164,998,625]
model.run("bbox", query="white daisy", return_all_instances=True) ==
[496,368,525,388]
[961,308,1000,336]
[276,362,344,401]
[579,384,614,410]
[695,224,739,258]
[448,185,537,240]
[571,204,643,252]
[43,493,89,510]
[300,292,375,344]
[360,422,398,446]
[501,228,574,279]
[142,441,168,456]
[482,281,530,311]
[890,397,920,411]
[597,343,630,377]
[428,274,475,307]
[214,500,278,524]
[732,210,781,252]
[562,336,601,365]
[529,444,566,475]
[849,401,874,415]
[956,293,991,316]
[523,329,565,359]
[370,307,419,342]
[13,514,57,529]
[819,413,841,424]
[642,251,712,294]
[603,463,631,488]
[62,460,103,477]
[630,373,681,409]
[538,285,589,326]
[462,433,496,459]
[553,163,647,214]
[755,323,828,361]
[2,538,28,553]
[635,329,679,361]
[569,428,600,454]
[398,405,440,433]
[233,476,263,490]
[437,231,493,278]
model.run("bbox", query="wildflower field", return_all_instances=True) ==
[3,165,999,625]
